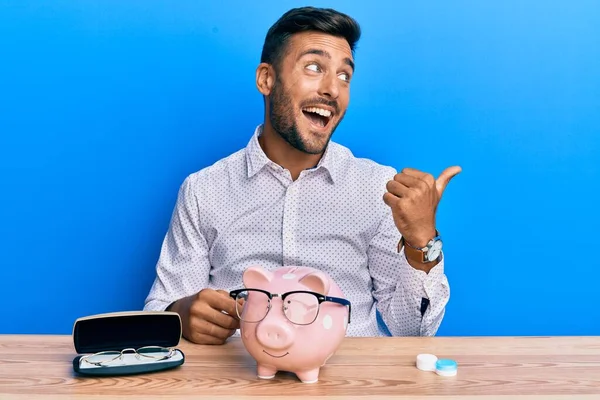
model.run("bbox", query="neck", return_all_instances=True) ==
[258,121,324,181]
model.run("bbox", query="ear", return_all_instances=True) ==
[298,271,330,295]
[243,265,273,288]
[256,62,275,96]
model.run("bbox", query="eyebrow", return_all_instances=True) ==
[298,49,355,72]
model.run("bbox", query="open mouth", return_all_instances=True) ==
[302,106,333,129]
[263,350,289,358]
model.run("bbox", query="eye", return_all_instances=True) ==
[338,72,351,82]
[305,63,321,73]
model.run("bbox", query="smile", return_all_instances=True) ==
[302,106,333,130]
[263,350,289,358]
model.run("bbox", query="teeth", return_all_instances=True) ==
[303,107,332,118]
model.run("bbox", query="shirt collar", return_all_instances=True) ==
[245,124,338,183]
[246,124,272,179]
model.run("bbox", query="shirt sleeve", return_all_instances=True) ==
[367,203,450,336]
[143,176,211,311]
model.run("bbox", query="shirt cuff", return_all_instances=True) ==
[398,248,446,299]
[143,299,172,312]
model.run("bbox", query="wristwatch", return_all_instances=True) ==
[400,232,443,264]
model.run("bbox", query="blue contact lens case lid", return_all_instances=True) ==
[435,359,457,370]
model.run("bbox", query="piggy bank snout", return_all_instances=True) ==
[256,321,295,350]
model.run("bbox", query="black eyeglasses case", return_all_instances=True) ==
[72,311,185,376]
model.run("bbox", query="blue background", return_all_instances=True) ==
[1,1,598,335]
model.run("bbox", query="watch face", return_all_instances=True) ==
[427,240,443,261]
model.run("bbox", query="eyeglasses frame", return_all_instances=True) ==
[229,288,352,325]
[79,345,175,367]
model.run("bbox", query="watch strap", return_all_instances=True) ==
[398,237,427,263]
[397,231,441,264]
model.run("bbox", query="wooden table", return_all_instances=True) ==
[0,335,599,399]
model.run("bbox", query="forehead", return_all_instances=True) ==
[284,31,353,62]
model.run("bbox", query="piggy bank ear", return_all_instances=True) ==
[243,265,273,288]
[298,271,330,295]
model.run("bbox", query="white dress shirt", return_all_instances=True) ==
[144,125,450,336]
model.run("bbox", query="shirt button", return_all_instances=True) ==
[424,279,434,289]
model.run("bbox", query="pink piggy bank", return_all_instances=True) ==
[230,265,351,383]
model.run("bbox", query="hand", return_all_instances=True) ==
[170,289,241,345]
[383,166,461,248]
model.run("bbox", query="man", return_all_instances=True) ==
[144,7,461,344]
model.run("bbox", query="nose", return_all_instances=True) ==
[256,321,295,351]
[318,72,340,100]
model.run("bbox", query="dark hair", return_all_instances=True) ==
[260,7,361,71]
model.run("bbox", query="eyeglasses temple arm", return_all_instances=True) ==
[324,296,351,324]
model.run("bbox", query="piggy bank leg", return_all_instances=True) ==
[296,368,320,384]
[257,365,277,380]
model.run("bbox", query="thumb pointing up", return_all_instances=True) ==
[435,166,462,197]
